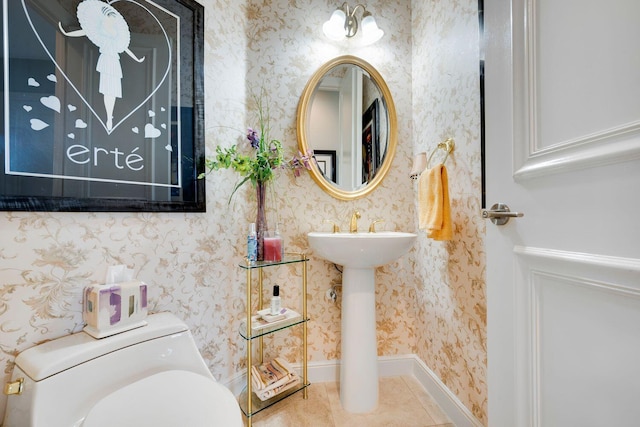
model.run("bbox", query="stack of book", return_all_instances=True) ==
[250,357,300,401]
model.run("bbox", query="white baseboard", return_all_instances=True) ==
[222,354,483,427]
[409,356,485,427]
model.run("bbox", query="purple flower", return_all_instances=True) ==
[287,150,315,177]
[247,128,260,149]
[301,151,314,169]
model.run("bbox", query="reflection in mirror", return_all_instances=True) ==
[297,56,396,200]
[308,66,388,187]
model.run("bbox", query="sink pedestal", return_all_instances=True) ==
[340,267,378,413]
[306,231,417,414]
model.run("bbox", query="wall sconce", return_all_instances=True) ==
[323,3,384,45]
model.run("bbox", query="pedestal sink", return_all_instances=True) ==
[307,231,417,413]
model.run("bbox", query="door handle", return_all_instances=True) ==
[481,203,524,225]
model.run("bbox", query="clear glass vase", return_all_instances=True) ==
[255,180,267,261]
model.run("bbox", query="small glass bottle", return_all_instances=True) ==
[270,285,281,315]
[247,223,257,263]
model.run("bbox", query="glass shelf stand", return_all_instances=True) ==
[238,253,309,426]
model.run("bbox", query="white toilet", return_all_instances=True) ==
[3,312,243,427]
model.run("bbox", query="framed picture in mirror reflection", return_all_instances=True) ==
[314,150,337,183]
[362,99,380,184]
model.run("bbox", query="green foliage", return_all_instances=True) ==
[199,89,313,201]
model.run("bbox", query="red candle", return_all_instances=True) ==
[263,237,282,261]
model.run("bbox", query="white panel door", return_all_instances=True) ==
[484,0,640,426]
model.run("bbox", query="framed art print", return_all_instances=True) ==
[0,0,205,211]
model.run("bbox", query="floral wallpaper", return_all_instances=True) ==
[0,0,486,425]
[412,0,487,423]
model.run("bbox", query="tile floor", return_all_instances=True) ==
[245,376,455,427]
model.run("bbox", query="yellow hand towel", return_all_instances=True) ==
[418,164,452,241]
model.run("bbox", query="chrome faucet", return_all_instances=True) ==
[349,211,361,233]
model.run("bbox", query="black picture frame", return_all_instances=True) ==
[314,150,337,183]
[362,98,380,184]
[0,0,205,212]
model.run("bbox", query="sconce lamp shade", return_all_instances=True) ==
[323,5,383,44]
[323,9,347,41]
[360,12,384,45]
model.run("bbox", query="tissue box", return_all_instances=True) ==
[83,280,148,339]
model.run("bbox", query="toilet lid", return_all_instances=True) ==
[83,370,243,427]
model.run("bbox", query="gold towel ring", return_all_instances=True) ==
[426,138,455,168]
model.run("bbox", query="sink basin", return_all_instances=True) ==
[307,231,417,269]
[307,231,417,413]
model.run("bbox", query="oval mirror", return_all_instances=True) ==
[297,56,397,200]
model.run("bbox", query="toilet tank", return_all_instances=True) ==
[3,312,215,427]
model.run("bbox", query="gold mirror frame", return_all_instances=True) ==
[296,55,397,200]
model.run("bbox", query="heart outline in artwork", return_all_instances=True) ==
[20,0,173,135]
